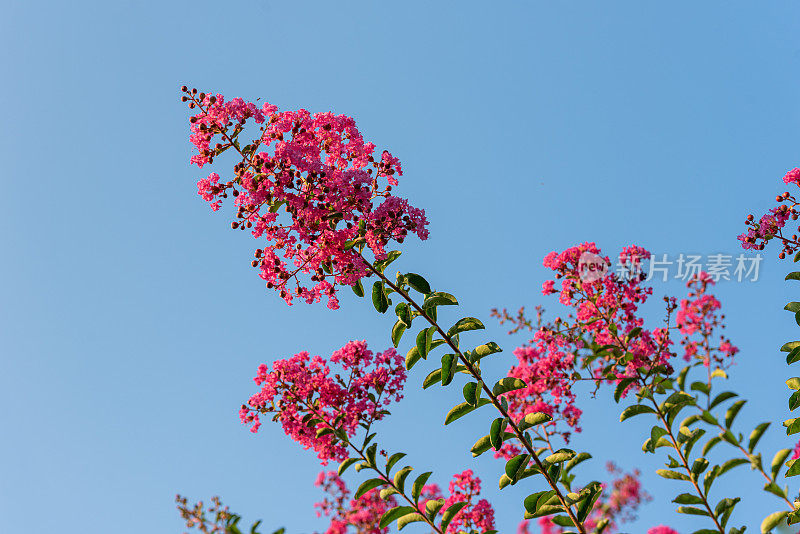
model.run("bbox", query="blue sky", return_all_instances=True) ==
[3,1,800,532]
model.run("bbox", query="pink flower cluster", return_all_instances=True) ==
[541,242,673,386]
[182,87,429,309]
[314,471,396,534]
[496,336,583,457]
[239,341,406,464]
[647,527,679,534]
[440,470,495,534]
[525,464,652,533]
[313,470,494,534]
[738,168,800,258]
[676,272,738,367]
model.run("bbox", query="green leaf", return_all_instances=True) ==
[519,412,553,430]
[656,469,690,481]
[785,418,800,436]
[444,399,491,425]
[673,493,705,505]
[471,342,502,361]
[374,251,401,274]
[405,273,431,294]
[702,436,722,456]
[505,454,530,482]
[441,354,456,386]
[395,302,412,327]
[397,513,426,530]
[412,472,432,502]
[447,317,485,337]
[788,377,800,390]
[490,417,505,450]
[719,458,749,477]
[394,466,413,493]
[787,458,800,477]
[691,381,710,395]
[676,506,709,516]
[416,327,435,359]
[709,391,738,410]
[788,347,800,365]
[761,511,789,533]
[725,400,747,428]
[351,280,365,297]
[355,478,386,499]
[764,482,787,499]
[424,292,458,309]
[462,381,481,406]
[440,502,468,533]
[781,341,800,353]
[545,449,576,464]
[386,453,406,474]
[425,499,445,519]
[786,302,800,313]
[492,377,527,397]
[391,321,406,348]
[338,458,358,476]
[380,487,400,499]
[786,272,800,281]
[614,378,637,402]
[771,449,791,480]
[406,346,422,371]
[422,368,442,389]
[620,404,656,422]
[749,422,771,453]
[471,435,491,457]
[564,452,592,473]
[372,282,389,313]
[379,506,417,529]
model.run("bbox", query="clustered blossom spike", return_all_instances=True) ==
[676,272,738,367]
[441,470,495,533]
[540,242,674,389]
[239,340,406,464]
[314,471,397,534]
[524,464,652,533]
[647,527,680,534]
[182,86,429,309]
[738,167,800,258]
[313,470,493,534]
[495,336,583,457]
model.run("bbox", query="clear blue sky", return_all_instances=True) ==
[3,1,800,532]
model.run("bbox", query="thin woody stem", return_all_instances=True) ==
[363,259,589,534]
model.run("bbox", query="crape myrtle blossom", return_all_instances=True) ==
[675,272,738,368]
[525,464,652,533]
[314,471,397,534]
[239,341,406,464]
[314,470,494,534]
[182,87,429,309]
[536,242,675,405]
[540,242,674,382]
[738,167,800,258]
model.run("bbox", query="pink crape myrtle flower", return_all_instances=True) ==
[541,242,674,390]
[182,88,429,309]
[647,527,679,534]
[530,464,651,533]
[738,167,800,258]
[239,341,406,464]
[314,471,396,534]
[676,272,738,368]
[416,470,495,534]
